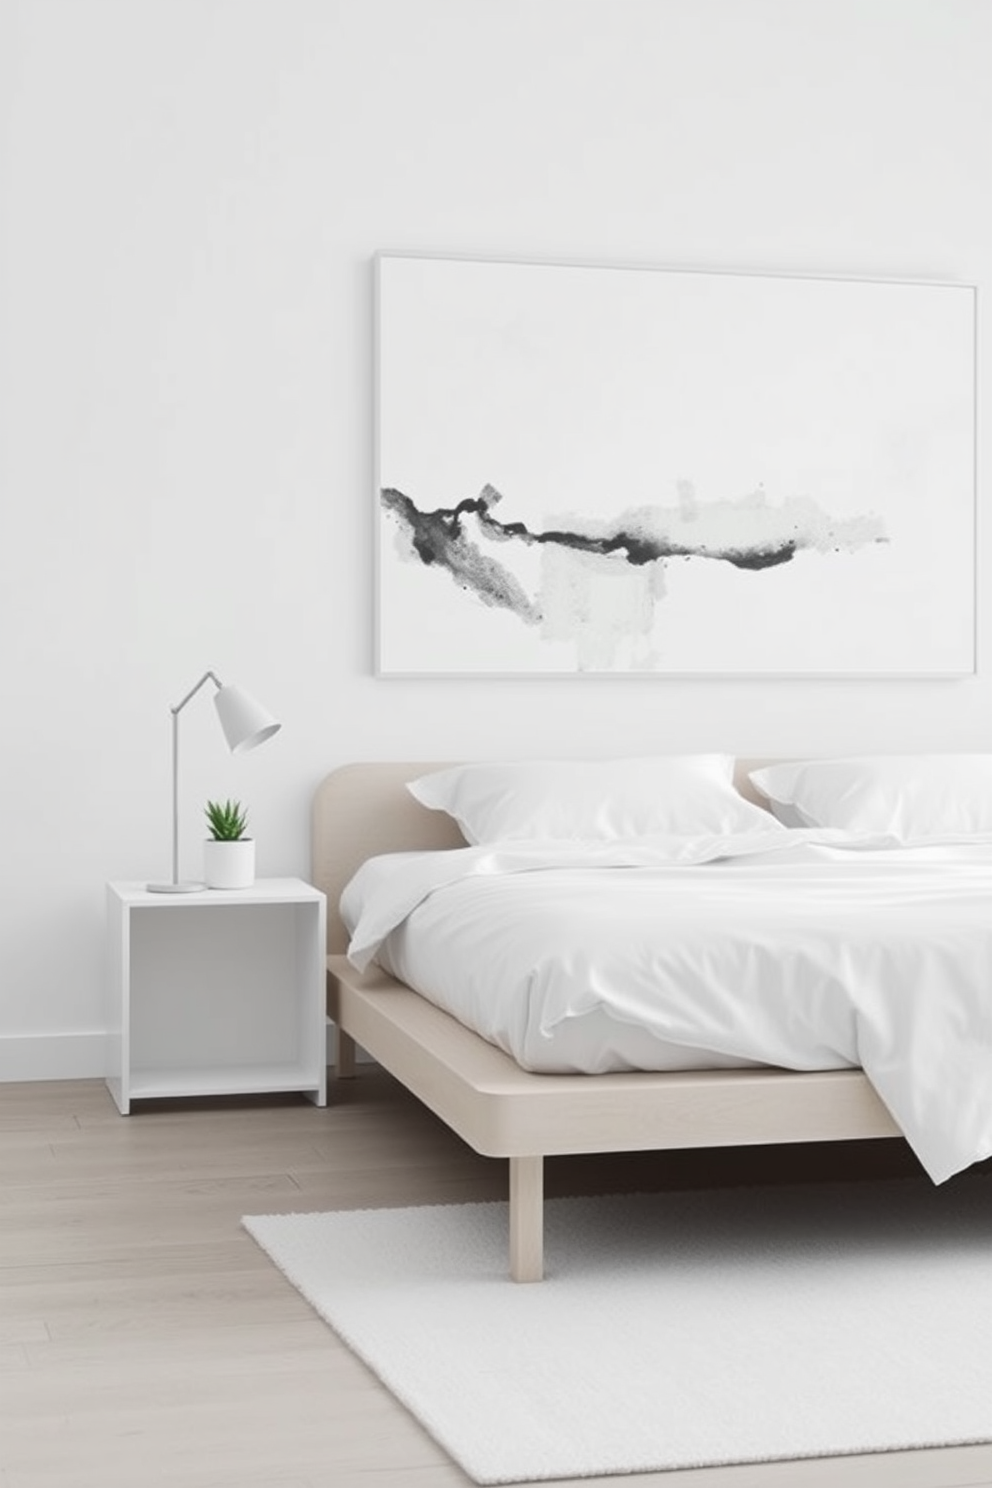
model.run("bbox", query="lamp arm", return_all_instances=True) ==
[170,669,224,717]
[167,670,224,885]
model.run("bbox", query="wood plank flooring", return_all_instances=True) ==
[2,1070,992,1488]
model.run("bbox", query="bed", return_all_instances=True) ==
[314,755,992,1281]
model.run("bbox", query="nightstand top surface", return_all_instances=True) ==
[108,877,324,907]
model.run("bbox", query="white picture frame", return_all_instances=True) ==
[375,253,976,678]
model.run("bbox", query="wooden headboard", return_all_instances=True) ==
[311,758,780,953]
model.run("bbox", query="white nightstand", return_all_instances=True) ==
[106,877,327,1114]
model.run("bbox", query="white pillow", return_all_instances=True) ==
[408,756,778,844]
[749,755,992,836]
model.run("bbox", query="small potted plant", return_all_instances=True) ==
[203,799,255,889]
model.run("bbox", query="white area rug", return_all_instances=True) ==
[244,1175,992,1484]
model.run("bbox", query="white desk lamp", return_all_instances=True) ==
[147,669,281,894]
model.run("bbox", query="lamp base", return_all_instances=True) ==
[146,881,206,894]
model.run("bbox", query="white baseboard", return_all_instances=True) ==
[0,1031,107,1083]
[1,1021,369,1084]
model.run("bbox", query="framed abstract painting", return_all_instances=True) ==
[374,253,975,677]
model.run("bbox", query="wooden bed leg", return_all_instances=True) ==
[509,1155,544,1282]
[335,1027,356,1080]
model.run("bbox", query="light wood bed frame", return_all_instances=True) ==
[314,760,901,1281]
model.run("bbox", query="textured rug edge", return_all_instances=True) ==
[242,1208,513,1483]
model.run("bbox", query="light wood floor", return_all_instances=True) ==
[3,1070,992,1488]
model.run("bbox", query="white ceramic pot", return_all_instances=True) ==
[203,838,255,890]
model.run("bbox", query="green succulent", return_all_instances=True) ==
[204,798,249,842]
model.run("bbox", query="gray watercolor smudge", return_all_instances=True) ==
[381,481,888,670]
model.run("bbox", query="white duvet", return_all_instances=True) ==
[341,831,992,1184]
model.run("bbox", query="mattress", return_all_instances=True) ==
[342,831,992,1184]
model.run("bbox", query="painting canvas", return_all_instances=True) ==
[375,254,975,676]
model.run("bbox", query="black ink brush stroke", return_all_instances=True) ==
[382,481,802,609]
[381,486,540,622]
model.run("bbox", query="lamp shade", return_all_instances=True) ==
[213,684,281,754]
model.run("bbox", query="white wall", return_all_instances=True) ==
[2,0,991,1078]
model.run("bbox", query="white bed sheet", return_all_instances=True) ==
[380,930,764,1075]
[341,832,992,1184]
